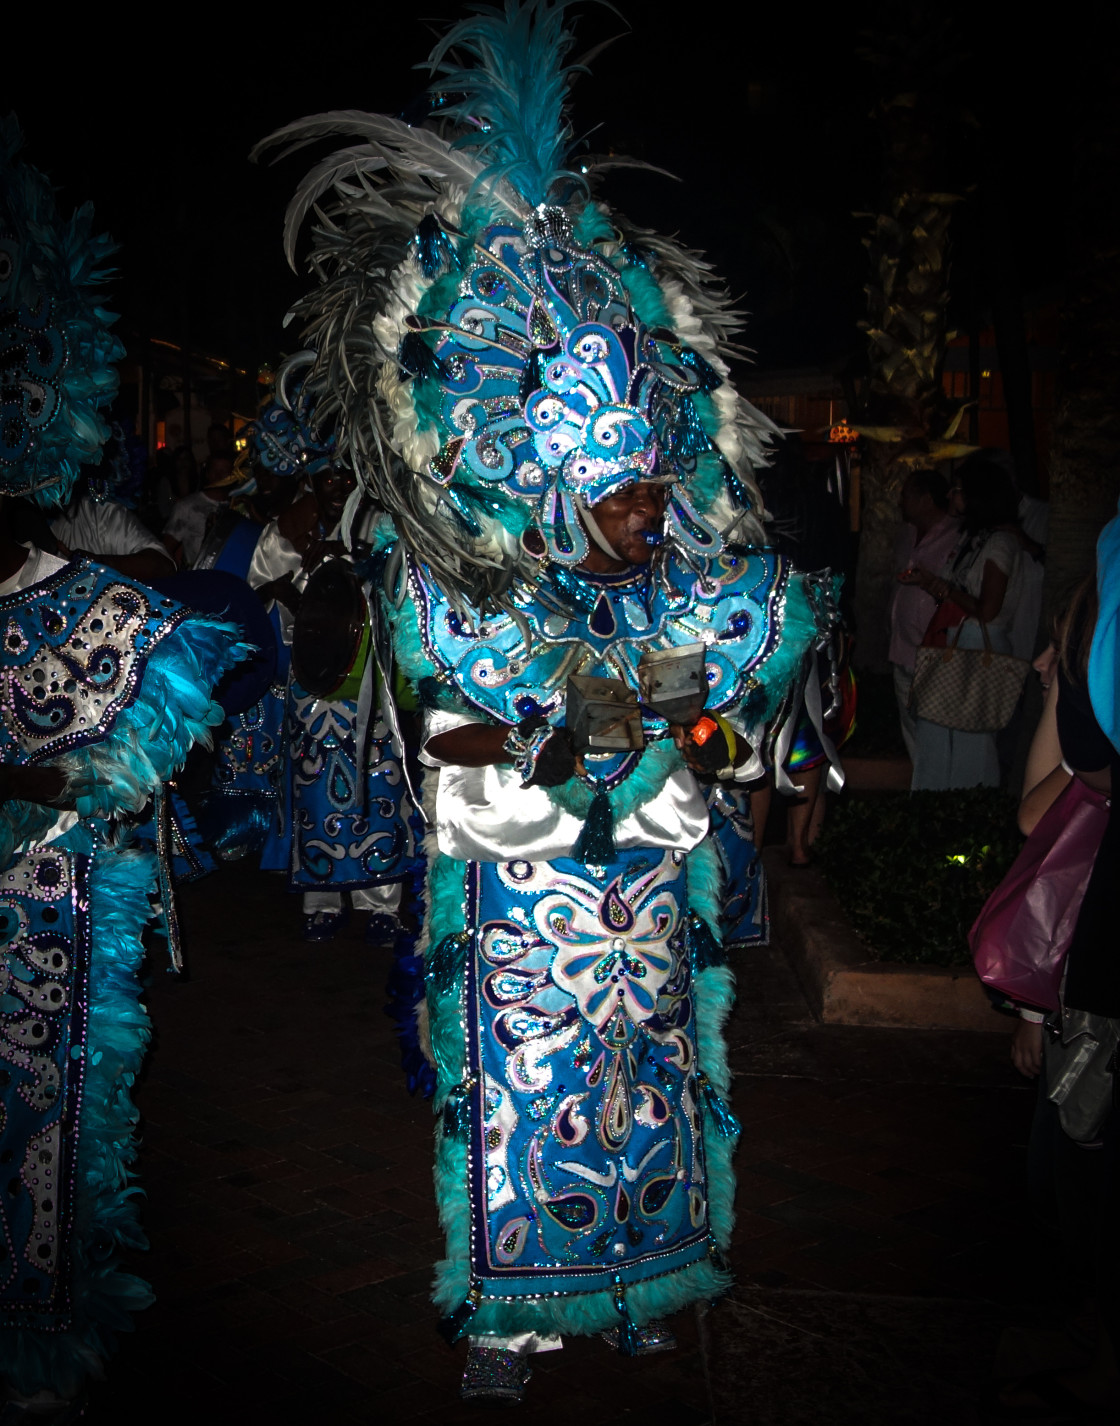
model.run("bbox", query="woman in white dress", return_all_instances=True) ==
[900,461,1024,789]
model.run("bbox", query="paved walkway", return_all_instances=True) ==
[85,862,1040,1425]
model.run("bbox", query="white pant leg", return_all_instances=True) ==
[302,890,345,914]
[352,882,402,914]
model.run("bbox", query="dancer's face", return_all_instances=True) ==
[581,482,668,571]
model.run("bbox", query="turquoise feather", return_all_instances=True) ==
[426,0,588,207]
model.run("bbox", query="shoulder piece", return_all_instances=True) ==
[401,548,796,727]
[1,558,199,764]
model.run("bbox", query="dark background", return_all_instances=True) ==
[4,0,1099,380]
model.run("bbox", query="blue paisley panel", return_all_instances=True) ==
[0,848,88,1329]
[0,560,189,765]
[465,852,712,1296]
[288,681,415,891]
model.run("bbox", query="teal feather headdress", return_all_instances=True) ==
[254,0,779,611]
[0,116,125,510]
[425,0,588,206]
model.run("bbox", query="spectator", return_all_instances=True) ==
[901,458,1023,789]
[995,570,1120,1417]
[888,468,959,762]
[163,453,237,567]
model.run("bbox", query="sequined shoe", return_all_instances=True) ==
[365,912,402,947]
[460,1344,533,1403]
[301,908,349,942]
[600,1319,678,1355]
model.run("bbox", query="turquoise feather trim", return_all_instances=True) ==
[422,847,475,1314]
[693,964,738,1249]
[0,847,156,1398]
[56,616,251,823]
[383,586,440,690]
[423,850,469,1108]
[572,200,614,249]
[613,259,673,332]
[1,615,249,871]
[757,574,820,720]
[439,1252,733,1337]
[546,740,683,820]
[685,834,723,942]
[686,838,738,1249]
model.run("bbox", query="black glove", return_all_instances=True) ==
[507,715,578,788]
[682,716,739,779]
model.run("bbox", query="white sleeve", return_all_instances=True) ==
[90,500,169,558]
[247,522,302,589]
[419,708,482,767]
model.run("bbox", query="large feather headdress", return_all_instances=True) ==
[0,116,124,510]
[254,0,778,608]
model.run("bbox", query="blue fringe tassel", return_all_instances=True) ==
[413,214,462,279]
[442,1080,473,1141]
[698,1072,741,1139]
[665,397,714,461]
[572,788,615,864]
[612,1276,640,1357]
[425,931,470,1001]
[399,330,449,383]
[438,1281,482,1345]
[196,793,273,862]
[384,867,437,1100]
[688,912,726,972]
[677,345,722,393]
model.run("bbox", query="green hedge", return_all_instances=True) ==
[814,788,1022,966]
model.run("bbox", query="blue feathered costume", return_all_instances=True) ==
[257,0,834,1397]
[0,120,249,1406]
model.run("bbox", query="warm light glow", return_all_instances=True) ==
[980,369,992,379]
[829,419,858,445]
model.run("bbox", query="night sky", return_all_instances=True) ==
[5,1,1094,383]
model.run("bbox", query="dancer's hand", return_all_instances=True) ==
[672,716,748,778]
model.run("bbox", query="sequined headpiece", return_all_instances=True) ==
[255,0,778,606]
[0,117,124,510]
[246,352,337,480]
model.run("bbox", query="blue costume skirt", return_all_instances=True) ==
[428,848,736,1338]
[287,678,415,891]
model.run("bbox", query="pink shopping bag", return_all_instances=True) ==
[969,777,1109,1011]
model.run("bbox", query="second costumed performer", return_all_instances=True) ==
[257,0,833,1401]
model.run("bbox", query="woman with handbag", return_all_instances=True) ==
[898,459,1025,789]
[988,571,1120,1420]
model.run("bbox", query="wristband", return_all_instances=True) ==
[502,722,554,787]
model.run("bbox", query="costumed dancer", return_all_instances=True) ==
[256,1,833,1399]
[0,121,249,1417]
[245,363,418,942]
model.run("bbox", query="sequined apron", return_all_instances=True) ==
[463,850,713,1297]
[0,847,89,1329]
